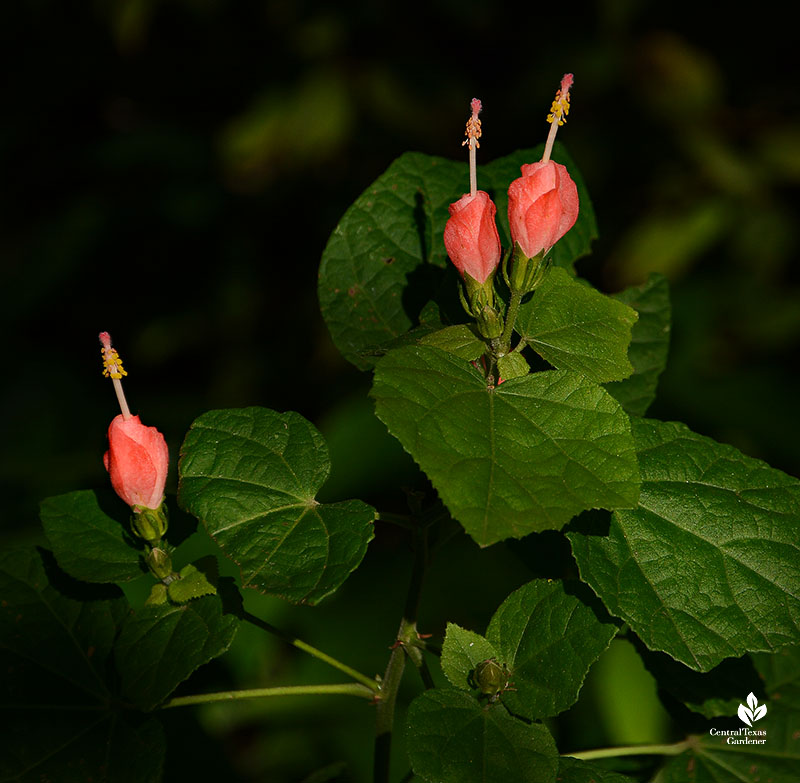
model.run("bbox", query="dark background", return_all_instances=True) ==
[2,1,798,780]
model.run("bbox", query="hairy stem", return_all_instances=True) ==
[565,739,693,762]
[161,683,375,709]
[242,610,379,693]
[499,289,523,354]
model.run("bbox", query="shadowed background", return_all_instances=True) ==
[2,1,798,780]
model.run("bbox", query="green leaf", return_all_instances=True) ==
[0,548,164,782]
[486,579,617,719]
[557,757,639,783]
[569,418,800,671]
[40,490,143,583]
[115,594,238,711]
[318,145,596,368]
[406,688,559,783]
[496,351,530,380]
[606,274,672,416]
[178,407,375,604]
[419,324,486,361]
[167,556,218,604]
[514,268,638,383]
[441,622,499,691]
[371,345,640,546]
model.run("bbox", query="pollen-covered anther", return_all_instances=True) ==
[462,116,482,148]
[101,346,127,380]
[546,72,573,126]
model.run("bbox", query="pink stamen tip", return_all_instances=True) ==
[99,331,112,348]
[470,98,482,118]
[561,73,574,94]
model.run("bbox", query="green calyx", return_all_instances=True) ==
[505,242,551,295]
[460,271,504,340]
[146,546,174,580]
[131,503,168,544]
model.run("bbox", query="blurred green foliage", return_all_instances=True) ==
[2,0,798,779]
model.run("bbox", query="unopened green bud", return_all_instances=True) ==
[476,305,503,339]
[146,547,173,580]
[473,658,509,698]
[131,504,168,544]
[508,243,551,295]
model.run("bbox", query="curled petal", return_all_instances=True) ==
[105,414,169,510]
[444,191,502,284]
[508,161,579,259]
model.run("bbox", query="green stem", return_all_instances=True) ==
[242,610,379,694]
[161,683,375,709]
[374,526,430,783]
[374,642,406,783]
[565,739,692,762]
[499,289,523,353]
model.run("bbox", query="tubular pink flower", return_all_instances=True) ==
[103,413,169,510]
[507,161,579,259]
[443,191,502,284]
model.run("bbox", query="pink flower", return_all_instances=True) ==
[507,160,579,259]
[103,414,169,510]
[443,191,502,284]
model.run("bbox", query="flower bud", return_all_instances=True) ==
[444,191,502,285]
[146,547,173,580]
[104,414,169,511]
[507,160,579,260]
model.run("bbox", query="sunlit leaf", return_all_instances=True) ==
[514,268,637,383]
[372,345,640,545]
[570,418,800,671]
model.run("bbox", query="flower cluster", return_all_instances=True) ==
[443,74,579,298]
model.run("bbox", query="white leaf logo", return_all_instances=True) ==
[738,692,767,726]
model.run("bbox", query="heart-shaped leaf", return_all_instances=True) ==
[486,579,617,719]
[569,418,800,671]
[372,345,640,546]
[178,407,375,604]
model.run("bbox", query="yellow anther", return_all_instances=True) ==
[546,91,570,126]
[101,346,127,380]
[462,115,482,148]
[546,73,573,126]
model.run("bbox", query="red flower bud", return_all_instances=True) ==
[507,161,579,259]
[443,191,502,284]
[103,414,169,510]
